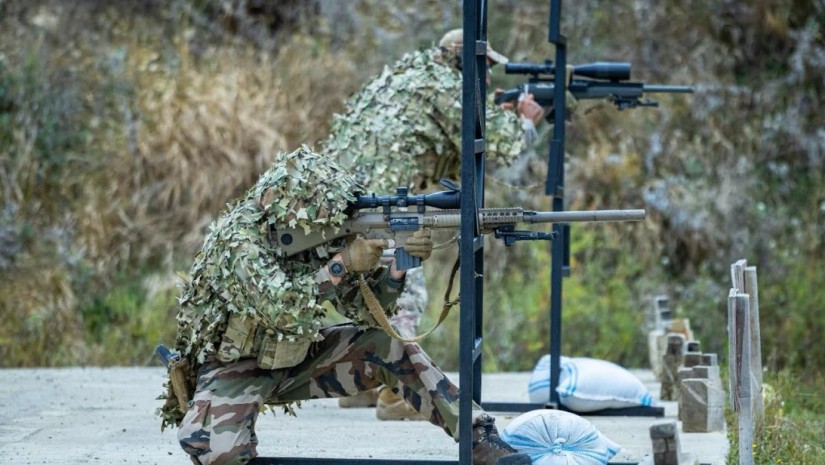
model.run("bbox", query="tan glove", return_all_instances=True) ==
[565,90,578,116]
[341,237,388,272]
[404,229,433,261]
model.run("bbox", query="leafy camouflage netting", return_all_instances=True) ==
[174,145,359,366]
[322,46,527,194]
[159,146,410,428]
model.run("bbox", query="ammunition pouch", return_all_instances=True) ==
[168,358,192,414]
[257,335,312,370]
[217,313,312,370]
[160,353,197,429]
[216,314,257,362]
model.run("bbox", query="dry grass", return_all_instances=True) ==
[0,0,823,375]
[0,1,362,365]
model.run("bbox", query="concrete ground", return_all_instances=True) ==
[0,367,728,464]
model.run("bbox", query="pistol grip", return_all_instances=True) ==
[394,248,421,271]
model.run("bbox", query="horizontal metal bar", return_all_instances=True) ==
[480,401,548,413]
[481,402,665,417]
[244,456,667,465]
[251,459,458,465]
[251,457,642,465]
[567,405,665,417]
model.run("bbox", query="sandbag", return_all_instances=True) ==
[528,355,654,412]
[500,409,621,465]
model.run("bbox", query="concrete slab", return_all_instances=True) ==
[0,367,728,464]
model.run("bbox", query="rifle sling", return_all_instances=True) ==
[359,257,460,343]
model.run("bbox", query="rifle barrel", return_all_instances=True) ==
[528,209,646,223]
[642,85,694,93]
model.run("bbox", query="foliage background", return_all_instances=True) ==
[0,0,823,392]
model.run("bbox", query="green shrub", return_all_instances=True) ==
[726,371,825,465]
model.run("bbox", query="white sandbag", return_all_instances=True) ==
[528,355,654,412]
[500,409,621,465]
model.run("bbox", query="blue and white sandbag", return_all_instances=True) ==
[528,355,654,412]
[500,409,621,465]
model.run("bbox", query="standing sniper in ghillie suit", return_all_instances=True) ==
[323,28,547,418]
[157,148,531,465]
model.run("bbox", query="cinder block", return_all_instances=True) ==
[679,378,726,432]
[649,420,677,439]
[683,352,703,368]
[701,353,718,366]
[660,334,686,400]
[686,340,701,352]
[652,437,668,453]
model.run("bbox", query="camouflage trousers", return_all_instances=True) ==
[389,266,428,337]
[178,323,478,465]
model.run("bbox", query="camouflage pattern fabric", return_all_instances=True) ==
[323,46,527,336]
[179,324,478,465]
[390,267,427,338]
[160,147,406,429]
[321,46,527,194]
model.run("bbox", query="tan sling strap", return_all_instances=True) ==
[359,257,460,343]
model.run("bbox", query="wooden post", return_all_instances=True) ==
[745,266,764,422]
[733,293,754,465]
[727,288,738,409]
[730,259,747,292]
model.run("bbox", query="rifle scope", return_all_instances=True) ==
[355,188,460,210]
[505,61,631,82]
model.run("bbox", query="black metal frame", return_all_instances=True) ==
[458,0,488,463]
[480,0,663,422]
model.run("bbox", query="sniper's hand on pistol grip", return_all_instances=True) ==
[404,229,433,261]
[341,237,388,273]
[391,229,433,271]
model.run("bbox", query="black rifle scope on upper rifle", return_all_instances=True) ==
[494,60,693,111]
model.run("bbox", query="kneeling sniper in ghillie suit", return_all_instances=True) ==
[157,147,531,465]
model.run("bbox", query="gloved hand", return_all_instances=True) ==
[564,90,578,116]
[341,237,388,273]
[404,229,433,261]
[517,93,544,125]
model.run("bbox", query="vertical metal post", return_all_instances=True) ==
[476,0,662,422]
[474,0,488,407]
[545,0,567,408]
[460,1,487,464]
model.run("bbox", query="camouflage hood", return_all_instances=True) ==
[253,145,359,234]
[173,146,360,367]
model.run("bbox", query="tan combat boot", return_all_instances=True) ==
[338,388,379,408]
[376,387,427,421]
[472,413,531,465]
